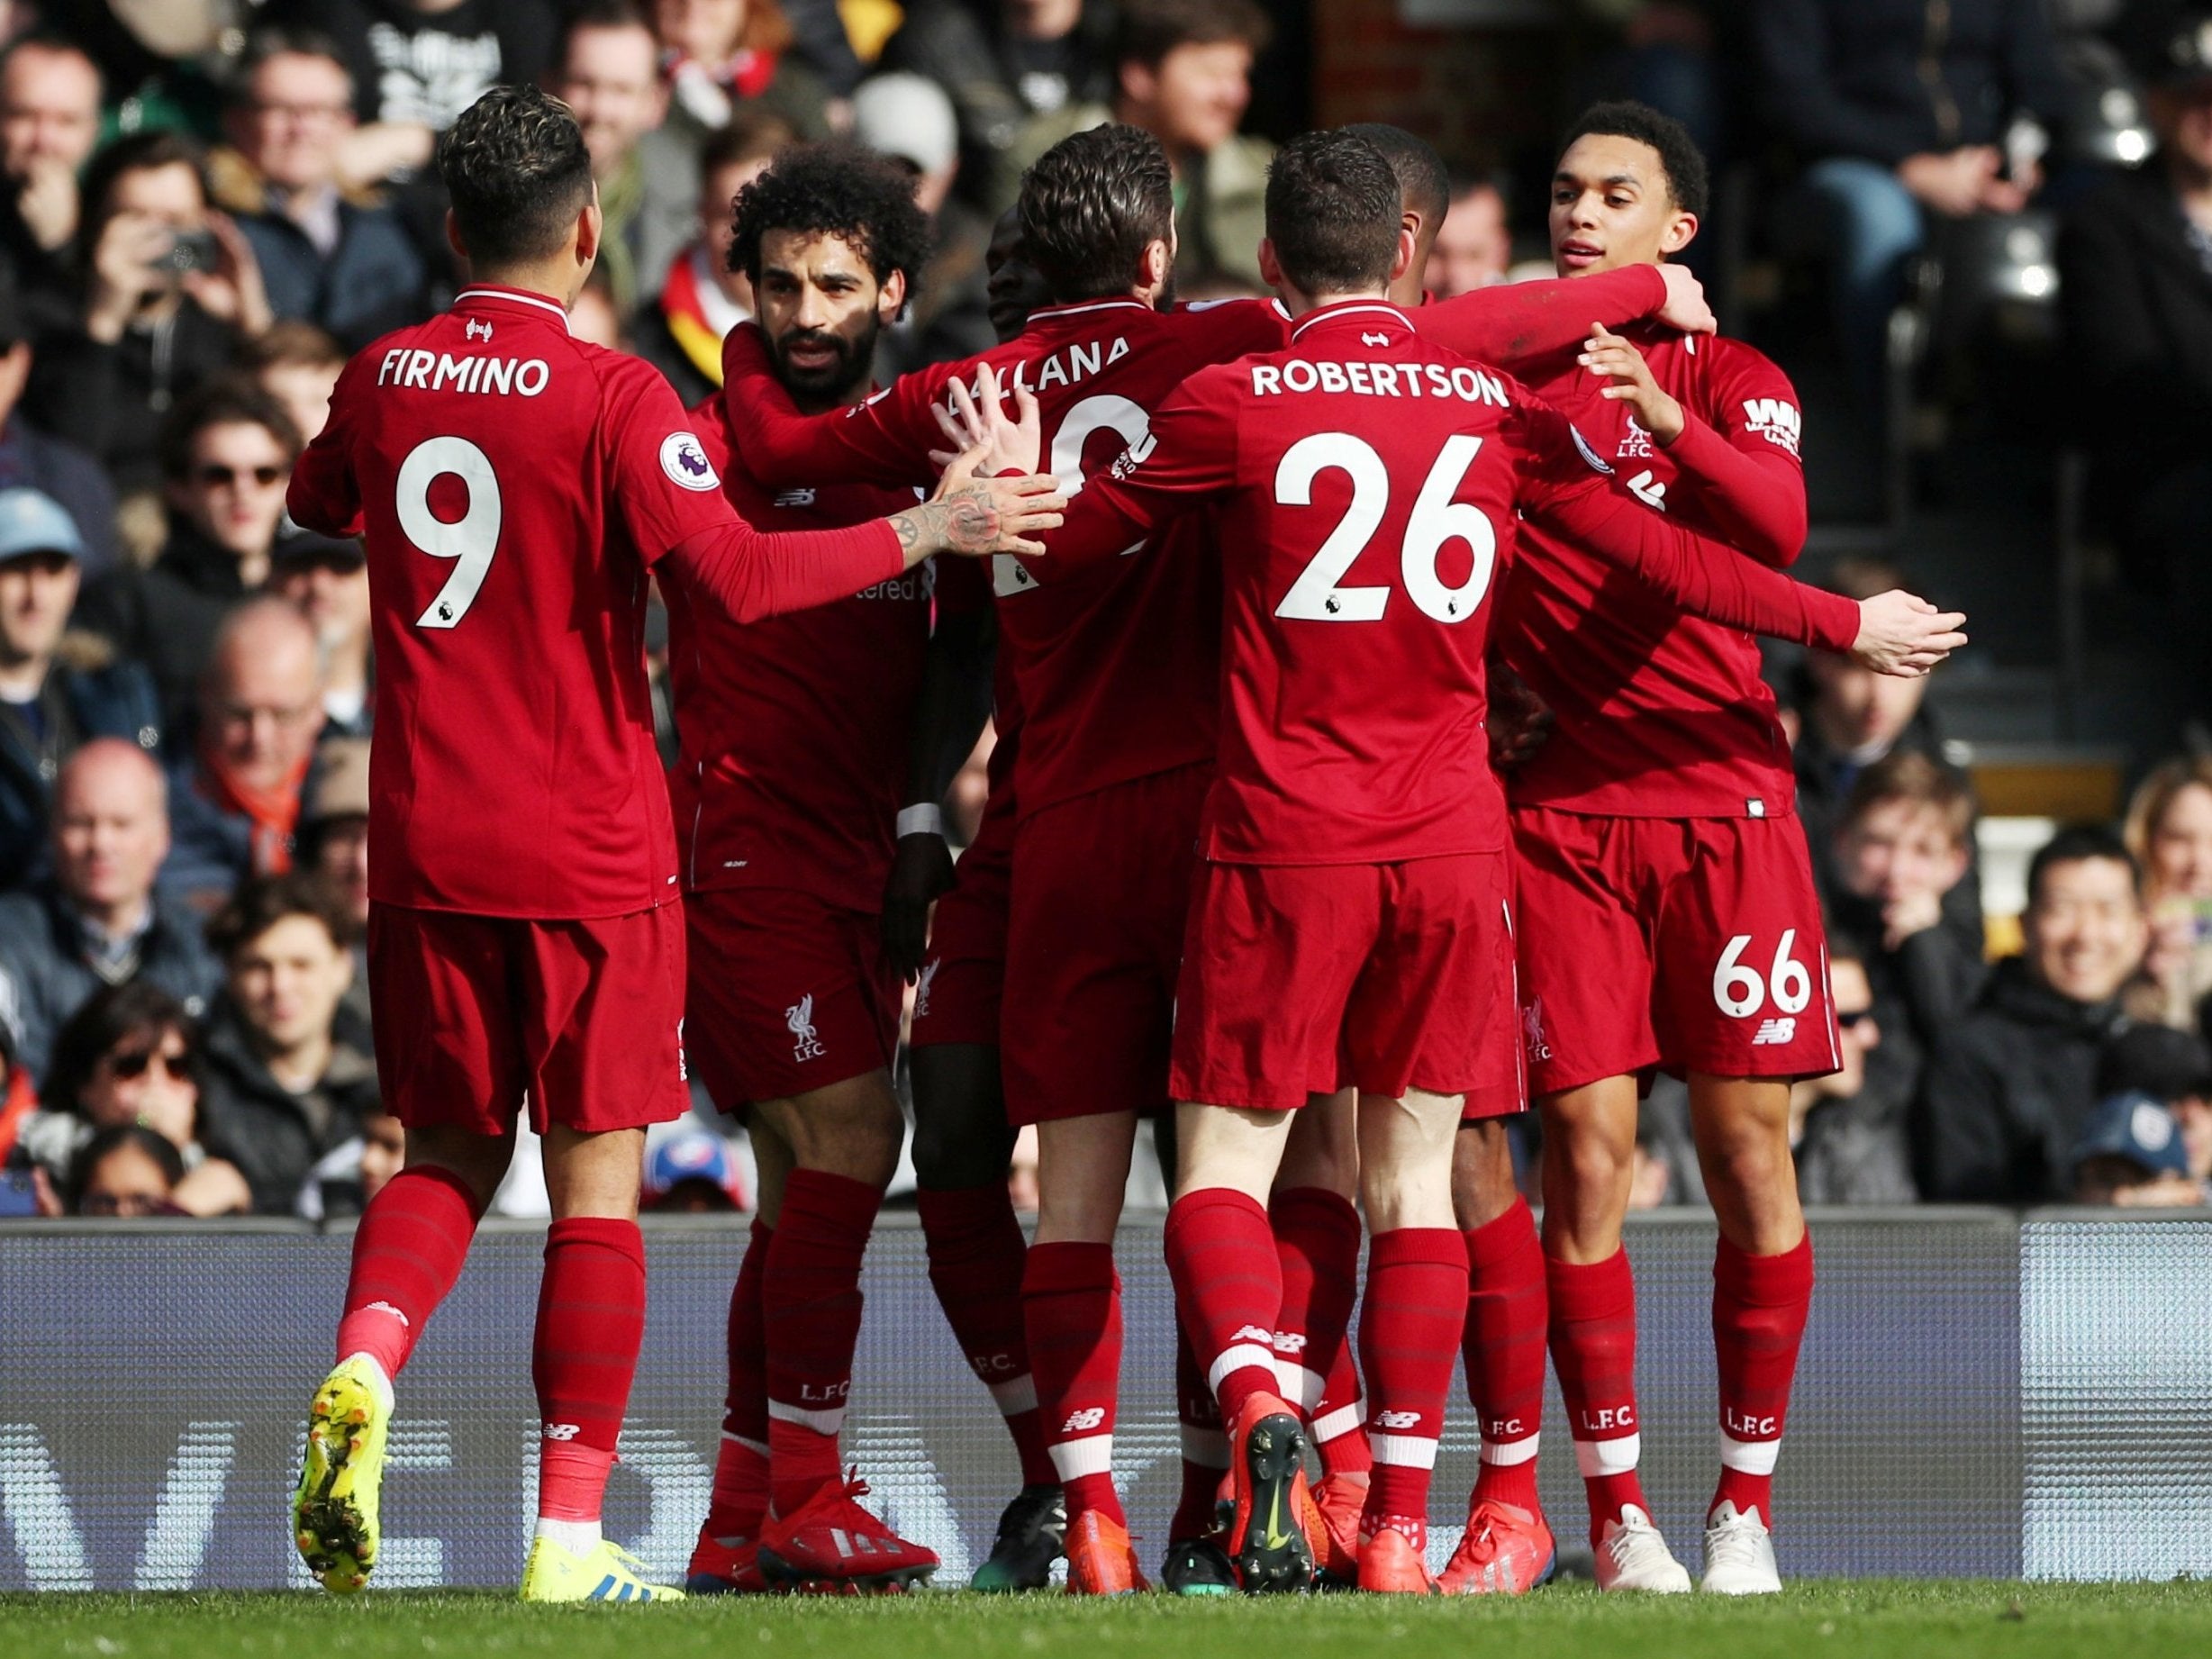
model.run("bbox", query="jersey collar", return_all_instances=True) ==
[1025,296,1156,327]
[1288,299,1412,343]
[452,286,574,332]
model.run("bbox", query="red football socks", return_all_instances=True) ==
[334,1164,483,1381]
[1172,1314,1228,1541]
[703,1219,772,1544]
[763,1170,881,1519]
[1547,1248,1648,1541]
[1272,1185,1371,1477]
[915,1183,1055,1488]
[1164,1188,1284,1425]
[1357,1228,1465,1545]
[532,1217,647,1524]
[1710,1231,1814,1525]
[1463,1199,1547,1512]
[1022,1240,1124,1524]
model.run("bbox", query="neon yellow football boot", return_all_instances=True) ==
[293,1355,391,1593]
[519,1534,688,1603]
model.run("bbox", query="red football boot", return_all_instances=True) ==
[757,1472,938,1593]
[1224,1391,1314,1593]
[1065,1509,1149,1595]
[1357,1518,1438,1594]
[1437,1497,1556,1596]
[685,1530,769,1595]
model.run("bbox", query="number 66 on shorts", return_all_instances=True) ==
[1509,805,1842,1094]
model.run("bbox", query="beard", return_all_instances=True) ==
[768,318,880,405]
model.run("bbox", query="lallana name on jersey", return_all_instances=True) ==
[934,335,1135,412]
[1248,358,1511,405]
[374,348,551,397]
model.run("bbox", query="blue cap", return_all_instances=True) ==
[2072,1091,2190,1177]
[0,489,83,564]
[643,1130,747,1208]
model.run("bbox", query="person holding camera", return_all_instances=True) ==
[25,131,272,494]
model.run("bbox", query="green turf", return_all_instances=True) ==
[5,1582,2211,1659]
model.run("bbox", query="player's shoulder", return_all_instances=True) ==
[1167,295,1289,349]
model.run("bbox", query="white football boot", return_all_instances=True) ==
[1700,1500,1781,1594]
[1594,1504,1693,1592]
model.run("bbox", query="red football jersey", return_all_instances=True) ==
[1496,320,1813,819]
[1042,301,1857,866]
[663,404,946,909]
[717,267,1671,818]
[288,285,902,919]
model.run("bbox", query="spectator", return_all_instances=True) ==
[297,1105,403,1219]
[75,379,304,730]
[213,30,430,351]
[1753,0,2072,410]
[881,0,1114,212]
[1830,752,1990,1118]
[642,1128,751,1211]
[237,321,348,446]
[634,110,792,404]
[197,872,376,1215]
[855,74,997,381]
[68,1122,186,1216]
[0,493,162,893]
[2070,1092,2204,1206]
[1917,826,2149,1201]
[1790,945,1917,1203]
[1002,0,1274,293]
[164,599,327,912]
[2122,754,2212,1029]
[23,132,273,494]
[12,983,249,1216]
[2057,5,2212,604]
[0,265,121,577]
[268,533,372,739]
[548,2,686,314]
[0,34,104,324]
[285,0,559,148]
[1791,556,1982,942]
[0,739,219,1082]
[654,0,836,141]
[1424,171,1511,298]
[299,734,372,1032]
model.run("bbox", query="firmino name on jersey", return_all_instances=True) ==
[1249,358,1510,404]
[375,348,551,396]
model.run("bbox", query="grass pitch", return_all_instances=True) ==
[5,1582,2212,1659]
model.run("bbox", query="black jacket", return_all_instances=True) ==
[0,649,164,893]
[0,884,221,1084]
[197,1001,379,1215]
[74,521,257,733]
[1914,956,2129,1201]
[2057,160,2212,511]
[1754,0,2071,166]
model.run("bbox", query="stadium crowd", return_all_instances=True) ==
[3,1,2208,1224]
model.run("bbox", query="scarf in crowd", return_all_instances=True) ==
[665,49,781,131]
[659,243,751,388]
[196,738,308,876]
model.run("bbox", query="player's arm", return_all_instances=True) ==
[1414,263,1713,367]
[884,565,996,982]
[1519,403,1963,672]
[285,357,365,538]
[720,322,944,488]
[1579,325,1808,565]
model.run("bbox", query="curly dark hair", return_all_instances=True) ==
[44,983,205,1126]
[1019,123,1174,304]
[158,374,304,481]
[1265,130,1402,295]
[206,871,360,960]
[437,85,594,268]
[730,142,931,318]
[1558,100,1710,222]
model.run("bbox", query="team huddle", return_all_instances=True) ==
[284,83,1965,1605]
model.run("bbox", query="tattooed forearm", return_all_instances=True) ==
[891,508,926,557]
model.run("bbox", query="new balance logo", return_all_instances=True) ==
[1625,468,1668,511]
[1271,1331,1307,1354]
[1741,397,1802,456]
[1752,1017,1797,1046]
[465,318,493,341]
[1232,1325,1275,1346]
[786,994,825,1062]
[774,487,817,508]
[362,1301,410,1328]
[1375,1410,1422,1430]
[913,959,940,1020]
[543,1423,581,1440]
[1061,1406,1106,1433]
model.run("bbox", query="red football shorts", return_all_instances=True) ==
[1510,804,1841,1095]
[684,887,900,1108]
[367,901,689,1135]
[909,814,1012,1051]
[1001,762,1210,1126]
[1170,851,1514,1113]
[1463,899,1529,1121]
